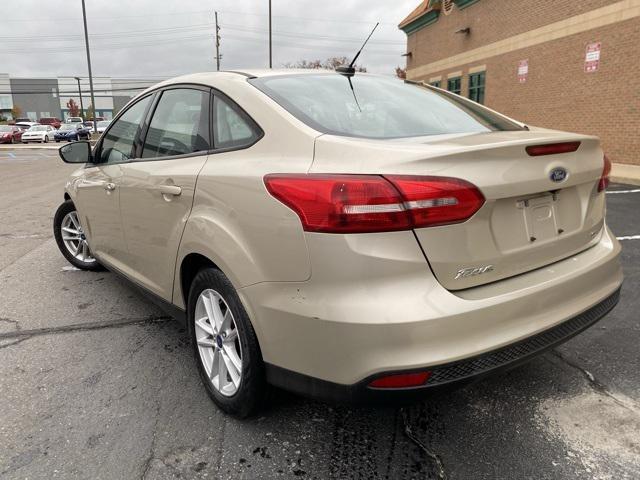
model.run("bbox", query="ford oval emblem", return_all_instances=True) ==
[549,167,568,183]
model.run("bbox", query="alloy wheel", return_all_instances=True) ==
[194,289,243,396]
[60,211,95,263]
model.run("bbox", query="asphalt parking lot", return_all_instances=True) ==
[0,147,638,480]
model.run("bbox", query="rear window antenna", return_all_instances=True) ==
[336,22,379,76]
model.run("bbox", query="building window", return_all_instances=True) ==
[447,77,461,95]
[468,72,486,104]
[430,80,441,88]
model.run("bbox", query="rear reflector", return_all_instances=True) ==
[369,371,432,389]
[598,154,612,192]
[264,174,484,234]
[525,141,581,156]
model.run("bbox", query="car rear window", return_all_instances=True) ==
[249,74,522,139]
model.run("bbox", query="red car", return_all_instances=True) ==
[0,125,23,144]
[39,117,62,129]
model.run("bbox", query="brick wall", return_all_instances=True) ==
[404,0,640,165]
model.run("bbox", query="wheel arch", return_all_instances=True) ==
[179,252,220,309]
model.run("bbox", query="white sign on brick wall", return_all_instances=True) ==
[584,42,601,73]
[517,60,528,83]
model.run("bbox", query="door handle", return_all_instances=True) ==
[157,185,182,196]
[104,182,116,191]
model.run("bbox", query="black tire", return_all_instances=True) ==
[44,136,49,143]
[53,200,103,271]
[188,267,266,418]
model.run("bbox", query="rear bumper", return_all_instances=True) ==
[240,226,623,400]
[264,288,620,403]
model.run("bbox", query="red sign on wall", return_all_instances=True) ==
[584,42,601,73]
[517,60,528,83]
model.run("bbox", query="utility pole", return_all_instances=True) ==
[215,11,221,71]
[268,0,272,68]
[74,76,85,119]
[81,0,97,134]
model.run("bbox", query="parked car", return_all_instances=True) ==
[13,117,32,124]
[22,124,56,143]
[54,123,91,142]
[66,117,84,124]
[96,120,111,133]
[15,121,39,130]
[53,71,622,418]
[39,117,62,129]
[0,125,23,144]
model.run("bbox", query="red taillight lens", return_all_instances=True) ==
[525,141,581,156]
[385,175,485,228]
[264,174,411,233]
[264,174,484,233]
[369,371,431,389]
[598,154,612,192]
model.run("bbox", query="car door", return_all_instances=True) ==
[74,93,155,272]
[117,86,211,300]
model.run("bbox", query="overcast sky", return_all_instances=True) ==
[1,0,417,80]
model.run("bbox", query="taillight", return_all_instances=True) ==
[369,371,431,389]
[264,174,484,234]
[598,154,612,192]
[385,175,485,228]
[525,141,581,156]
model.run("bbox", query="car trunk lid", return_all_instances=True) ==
[311,129,607,290]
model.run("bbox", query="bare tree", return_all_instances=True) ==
[66,99,80,117]
[284,56,367,72]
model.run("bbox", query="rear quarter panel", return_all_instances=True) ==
[172,78,319,308]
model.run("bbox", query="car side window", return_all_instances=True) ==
[98,95,152,164]
[141,88,210,159]
[213,96,260,150]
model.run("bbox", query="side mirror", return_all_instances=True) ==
[59,141,92,164]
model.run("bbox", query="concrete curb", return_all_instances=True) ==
[0,140,98,151]
[611,163,640,186]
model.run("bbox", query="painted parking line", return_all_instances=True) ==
[617,235,640,241]
[607,189,640,194]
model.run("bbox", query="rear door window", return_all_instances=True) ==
[142,88,210,159]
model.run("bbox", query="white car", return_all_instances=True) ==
[96,120,111,133]
[21,125,56,143]
[66,117,84,124]
[15,122,39,130]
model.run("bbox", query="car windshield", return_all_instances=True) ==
[0,126,12,132]
[59,124,75,131]
[29,126,47,131]
[250,74,522,139]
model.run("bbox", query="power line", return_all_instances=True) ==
[1,9,398,26]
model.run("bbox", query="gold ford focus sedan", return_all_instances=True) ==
[54,70,622,417]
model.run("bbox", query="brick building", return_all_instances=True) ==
[399,0,640,166]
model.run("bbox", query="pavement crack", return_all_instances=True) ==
[400,408,447,480]
[0,335,33,350]
[0,315,171,341]
[551,350,640,414]
[0,317,21,330]
[140,367,164,479]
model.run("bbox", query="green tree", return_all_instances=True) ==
[66,99,80,117]
[86,104,95,121]
[10,105,22,120]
